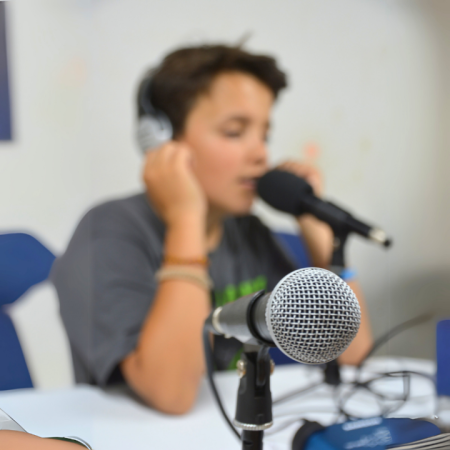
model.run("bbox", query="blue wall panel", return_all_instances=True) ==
[0,3,12,141]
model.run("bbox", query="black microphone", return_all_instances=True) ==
[257,169,392,248]
[205,268,361,364]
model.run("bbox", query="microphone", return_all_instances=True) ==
[257,169,392,248]
[206,267,361,364]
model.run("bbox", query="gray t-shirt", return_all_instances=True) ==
[51,193,296,385]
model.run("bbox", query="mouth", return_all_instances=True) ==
[238,177,259,190]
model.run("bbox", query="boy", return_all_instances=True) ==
[51,44,372,415]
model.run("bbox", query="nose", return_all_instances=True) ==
[247,134,268,169]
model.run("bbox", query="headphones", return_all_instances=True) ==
[135,72,173,154]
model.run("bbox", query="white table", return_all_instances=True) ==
[0,358,437,450]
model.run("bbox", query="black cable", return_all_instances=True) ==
[378,370,435,383]
[373,372,411,417]
[348,312,434,409]
[273,381,323,406]
[357,313,433,370]
[202,326,240,440]
[338,373,412,419]
[340,313,434,417]
[335,368,435,419]
[346,312,434,416]
[334,374,401,419]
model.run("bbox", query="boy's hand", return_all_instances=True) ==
[277,161,324,198]
[276,160,333,268]
[143,142,207,227]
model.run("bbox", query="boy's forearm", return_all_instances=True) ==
[0,431,85,450]
[121,214,211,414]
[297,214,333,268]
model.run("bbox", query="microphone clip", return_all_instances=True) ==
[234,344,274,450]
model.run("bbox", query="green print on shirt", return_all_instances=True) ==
[213,275,267,308]
[212,275,268,370]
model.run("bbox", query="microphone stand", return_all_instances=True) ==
[325,228,351,387]
[329,228,348,274]
[234,344,274,450]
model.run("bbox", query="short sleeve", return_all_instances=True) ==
[51,198,163,386]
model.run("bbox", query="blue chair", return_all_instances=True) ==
[0,233,56,390]
[269,231,311,365]
[273,231,311,270]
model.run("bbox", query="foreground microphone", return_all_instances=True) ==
[257,169,392,248]
[206,268,361,364]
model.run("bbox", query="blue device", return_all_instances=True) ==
[437,319,450,397]
[294,417,442,450]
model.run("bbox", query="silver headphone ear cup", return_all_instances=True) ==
[136,115,173,154]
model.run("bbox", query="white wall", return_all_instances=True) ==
[1,0,449,386]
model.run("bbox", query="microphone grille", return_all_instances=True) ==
[267,268,361,364]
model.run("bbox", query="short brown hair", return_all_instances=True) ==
[137,44,287,137]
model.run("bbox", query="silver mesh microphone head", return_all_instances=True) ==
[266,267,361,364]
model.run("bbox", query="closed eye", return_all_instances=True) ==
[222,129,244,138]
